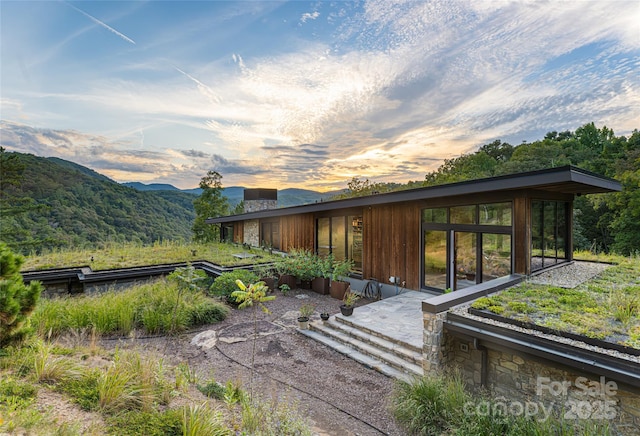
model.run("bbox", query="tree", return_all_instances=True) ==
[232,279,274,399]
[0,242,43,346]
[192,171,230,243]
[424,152,498,186]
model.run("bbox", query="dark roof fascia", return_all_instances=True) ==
[207,166,621,224]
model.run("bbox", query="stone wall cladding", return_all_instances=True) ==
[423,312,447,372]
[244,219,259,247]
[244,199,277,213]
[438,331,640,434]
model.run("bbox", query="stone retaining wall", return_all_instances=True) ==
[423,311,640,434]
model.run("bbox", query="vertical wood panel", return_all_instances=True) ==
[234,222,243,244]
[513,197,530,275]
[279,214,315,252]
[362,203,421,289]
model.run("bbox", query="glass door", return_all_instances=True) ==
[424,230,448,290]
[454,232,477,290]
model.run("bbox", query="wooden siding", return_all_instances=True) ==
[233,222,244,244]
[513,197,530,275]
[363,203,422,290]
[278,214,315,252]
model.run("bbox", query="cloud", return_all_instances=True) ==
[1,1,638,191]
[300,11,320,24]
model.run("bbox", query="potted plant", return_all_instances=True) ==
[340,290,359,316]
[286,249,319,289]
[330,258,354,300]
[312,254,333,295]
[275,256,297,290]
[297,303,315,329]
[253,263,277,291]
[320,312,330,321]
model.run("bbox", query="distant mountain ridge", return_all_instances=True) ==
[1,152,344,253]
[2,153,196,253]
[121,182,338,207]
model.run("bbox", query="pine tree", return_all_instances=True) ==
[0,242,43,346]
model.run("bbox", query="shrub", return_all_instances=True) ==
[197,379,226,400]
[189,301,229,326]
[209,270,258,301]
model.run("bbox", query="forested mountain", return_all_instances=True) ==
[0,152,196,254]
[2,122,637,255]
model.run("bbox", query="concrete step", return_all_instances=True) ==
[299,318,423,380]
[298,328,418,383]
[314,318,423,367]
[333,314,423,355]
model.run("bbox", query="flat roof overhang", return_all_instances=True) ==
[207,165,621,224]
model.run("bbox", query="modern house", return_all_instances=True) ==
[207,166,621,294]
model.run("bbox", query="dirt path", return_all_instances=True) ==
[107,288,404,435]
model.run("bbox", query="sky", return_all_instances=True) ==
[1,1,639,191]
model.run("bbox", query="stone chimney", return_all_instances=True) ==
[244,188,277,213]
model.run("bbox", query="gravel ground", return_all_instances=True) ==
[527,260,611,288]
[107,288,404,436]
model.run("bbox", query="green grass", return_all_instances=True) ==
[32,278,228,338]
[22,240,282,271]
[471,257,640,347]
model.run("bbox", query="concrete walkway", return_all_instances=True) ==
[335,290,433,351]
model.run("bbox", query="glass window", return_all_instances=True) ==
[423,208,447,223]
[479,202,512,226]
[557,203,567,260]
[317,215,362,272]
[482,234,511,280]
[450,205,476,224]
[531,200,568,271]
[317,218,330,257]
[348,216,363,272]
[331,216,346,261]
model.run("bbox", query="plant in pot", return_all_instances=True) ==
[320,312,330,321]
[297,303,315,329]
[312,254,333,295]
[253,263,277,291]
[275,256,297,290]
[340,290,360,316]
[330,258,354,300]
[288,249,317,289]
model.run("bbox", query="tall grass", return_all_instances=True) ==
[240,394,312,436]
[32,278,228,338]
[182,402,231,436]
[391,373,612,436]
